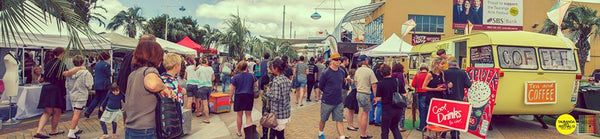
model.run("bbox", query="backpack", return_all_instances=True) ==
[143,68,184,139]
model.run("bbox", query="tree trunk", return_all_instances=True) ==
[576,35,590,75]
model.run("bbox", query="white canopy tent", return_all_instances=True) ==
[99,33,137,51]
[0,32,110,50]
[156,38,197,56]
[360,33,412,57]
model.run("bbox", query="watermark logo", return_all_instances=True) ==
[555,114,577,135]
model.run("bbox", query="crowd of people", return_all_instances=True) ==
[26,32,472,139]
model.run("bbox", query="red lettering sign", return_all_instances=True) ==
[427,98,472,132]
[412,34,441,46]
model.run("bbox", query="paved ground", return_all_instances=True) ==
[1,88,599,139]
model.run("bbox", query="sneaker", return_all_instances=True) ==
[360,135,373,139]
[318,134,325,139]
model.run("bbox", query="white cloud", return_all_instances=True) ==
[91,0,129,36]
[196,0,370,39]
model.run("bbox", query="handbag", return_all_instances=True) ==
[260,99,278,128]
[254,76,260,99]
[142,67,183,139]
[392,79,407,108]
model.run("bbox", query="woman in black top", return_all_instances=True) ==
[34,47,86,138]
[422,57,446,99]
[374,64,405,139]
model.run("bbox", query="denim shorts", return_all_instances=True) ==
[356,93,372,112]
[125,128,156,139]
[320,103,343,122]
[297,77,307,88]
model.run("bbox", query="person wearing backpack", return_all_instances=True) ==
[221,58,233,93]
[373,64,405,139]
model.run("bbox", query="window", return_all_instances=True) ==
[539,48,577,71]
[497,46,538,70]
[408,15,445,33]
[470,46,494,67]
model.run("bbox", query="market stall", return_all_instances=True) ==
[359,33,412,57]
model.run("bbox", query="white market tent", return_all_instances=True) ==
[0,32,110,50]
[361,33,412,57]
[99,33,137,51]
[156,38,197,56]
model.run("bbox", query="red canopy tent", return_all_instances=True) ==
[177,36,202,52]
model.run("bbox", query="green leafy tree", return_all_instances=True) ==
[203,24,223,49]
[1,0,105,50]
[540,5,600,74]
[107,7,146,38]
[222,15,250,60]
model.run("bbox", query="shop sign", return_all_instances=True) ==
[465,67,499,139]
[524,81,557,105]
[412,34,441,46]
[426,98,472,132]
[452,0,523,31]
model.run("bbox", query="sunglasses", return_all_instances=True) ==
[332,58,341,61]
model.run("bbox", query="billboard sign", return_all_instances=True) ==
[452,0,523,31]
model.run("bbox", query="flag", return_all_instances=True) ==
[547,0,572,28]
[401,19,417,37]
[465,20,474,35]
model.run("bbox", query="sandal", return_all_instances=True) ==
[49,130,65,136]
[99,134,111,139]
[347,127,358,131]
[236,132,242,137]
[202,120,211,123]
[33,133,50,138]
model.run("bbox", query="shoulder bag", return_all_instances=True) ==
[392,78,407,108]
[260,99,278,128]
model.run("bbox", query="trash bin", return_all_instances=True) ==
[581,86,600,111]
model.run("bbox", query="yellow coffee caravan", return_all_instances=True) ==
[408,31,582,115]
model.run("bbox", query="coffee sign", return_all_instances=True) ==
[525,81,557,105]
[427,98,472,132]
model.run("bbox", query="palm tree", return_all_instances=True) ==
[71,0,107,27]
[221,15,250,60]
[203,24,223,48]
[540,5,600,74]
[107,7,146,38]
[1,0,105,49]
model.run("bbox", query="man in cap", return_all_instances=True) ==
[317,53,348,139]
[354,55,378,139]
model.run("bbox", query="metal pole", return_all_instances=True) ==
[333,0,336,28]
[282,5,286,39]
[164,14,168,39]
[290,21,292,39]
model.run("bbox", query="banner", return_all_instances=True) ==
[524,81,557,105]
[464,67,500,139]
[412,34,441,46]
[426,98,472,132]
[452,0,523,31]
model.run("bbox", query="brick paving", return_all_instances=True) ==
[2,87,599,139]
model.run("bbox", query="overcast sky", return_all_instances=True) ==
[89,0,370,39]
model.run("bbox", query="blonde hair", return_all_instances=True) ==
[163,53,182,70]
[431,57,446,72]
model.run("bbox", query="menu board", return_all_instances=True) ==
[470,46,494,67]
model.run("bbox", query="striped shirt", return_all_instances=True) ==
[197,65,214,87]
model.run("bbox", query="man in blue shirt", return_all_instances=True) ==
[317,53,347,139]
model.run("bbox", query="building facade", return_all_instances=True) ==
[365,0,600,75]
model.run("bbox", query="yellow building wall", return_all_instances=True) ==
[367,0,600,75]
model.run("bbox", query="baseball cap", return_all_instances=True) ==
[358,55,369,62]
[329,53,341,60]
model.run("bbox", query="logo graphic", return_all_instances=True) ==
[556,114,577,135]
[510,7,519,16]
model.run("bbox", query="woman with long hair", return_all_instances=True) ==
[420,57,447,131]
[229,60,258,137]
[265,58,293,138]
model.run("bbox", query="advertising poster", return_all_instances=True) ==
[412,34,441,46]
[464,67,500,138]
[426,98,472,132]
[452,0,523,31]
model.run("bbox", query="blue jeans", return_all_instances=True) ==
[369,93,382,124]
[125,128,156,139]
[399,106,406,128]
[418,93,433,130]
[221,74,230,92]
[86,89,108,118]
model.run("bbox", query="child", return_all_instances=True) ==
[99,83,124,139]
[66,55,93,139]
